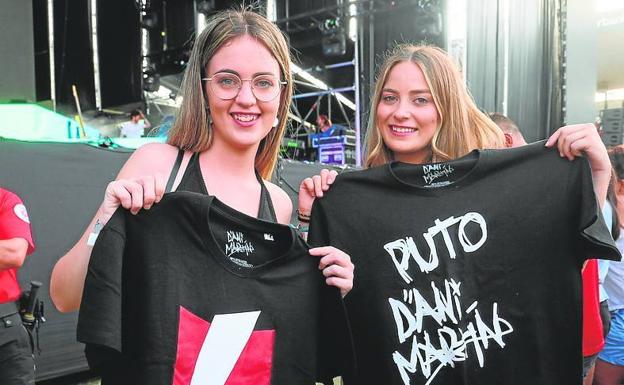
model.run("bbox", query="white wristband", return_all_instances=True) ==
[86,232,99,246]
[86,219,104,247]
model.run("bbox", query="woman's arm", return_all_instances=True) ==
[270,177,354,296]
[546,123,611,207]
[298,169,338,217]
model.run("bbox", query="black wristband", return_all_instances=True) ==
[297,209,311,222]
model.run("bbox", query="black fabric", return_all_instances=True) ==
[165,149,185,193]
[0,302,19,320]
[308,141,621,385]
[77,192,352,385]
[176,152,277,222]
[0,314,35,385]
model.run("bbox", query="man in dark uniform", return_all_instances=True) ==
[0,188,36,384]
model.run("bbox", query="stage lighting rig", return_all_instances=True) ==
[143,69,161,92]
[196,0,216,15]
[137,0,158,29]
[141,10,158,29]
[320,17,347,57]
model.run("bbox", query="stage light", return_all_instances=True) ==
[48,0,56,110]
[143,70,161,92]
[320,18,346,57]
[267,0,277,22]
[141,9,158,29]
[90,0,102,111]
[596,88,624,103]
[196,0,215,15]
[597,0,624,13]
[348,0,357,42]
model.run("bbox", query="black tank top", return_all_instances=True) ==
[168,151,277,222]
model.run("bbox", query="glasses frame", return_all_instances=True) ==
[201,73,287,102]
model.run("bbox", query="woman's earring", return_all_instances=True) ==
[206,109,213,126]
[273,117,279,128]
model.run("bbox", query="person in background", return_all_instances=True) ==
[488,112,527,148]
[594,146,624,385]
[120,109,151,138]
[0,188,36,385]
[316,114,345,138]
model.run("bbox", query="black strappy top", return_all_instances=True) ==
[165,151,277,222]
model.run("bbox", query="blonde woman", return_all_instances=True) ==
[299,44,616,385]
[300,44,609,208]
[50,9,353,312]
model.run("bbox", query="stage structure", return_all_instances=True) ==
[273,0,447,166]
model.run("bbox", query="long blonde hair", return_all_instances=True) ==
[167,8,293,179]
[365,44,505,168]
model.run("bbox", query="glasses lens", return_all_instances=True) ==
[210,73,241,100]
[209,73,282,101]
[252,75,281,102]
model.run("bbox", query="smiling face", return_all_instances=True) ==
[205,35,282,151]
[375,60,439,164]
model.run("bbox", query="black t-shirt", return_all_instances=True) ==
[77,192,352,385]
[308,142,621,385]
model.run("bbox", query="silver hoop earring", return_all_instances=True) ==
[273,117,279,128]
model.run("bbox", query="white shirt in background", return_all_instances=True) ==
[120,121,146,138]
[606,232,624,311]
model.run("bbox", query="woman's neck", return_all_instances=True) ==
[200,140,259,180]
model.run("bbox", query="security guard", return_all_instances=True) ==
[0,188,35,384]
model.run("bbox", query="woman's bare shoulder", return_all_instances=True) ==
[117,143,181,179]
[264,180,293,224]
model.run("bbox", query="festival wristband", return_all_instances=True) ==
[297,209,311,222]
[86,219,104,246]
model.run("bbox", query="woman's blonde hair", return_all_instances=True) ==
[365,44,505,168]
[167,8,293,179]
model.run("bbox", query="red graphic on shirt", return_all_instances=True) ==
[172,306,274,385]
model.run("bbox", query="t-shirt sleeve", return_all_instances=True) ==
[77,209,126,372]
[576,158,621,263]
[307,199,331,248]
[309,199,356,383]
[0,191,35,254]
[316,283,356,384]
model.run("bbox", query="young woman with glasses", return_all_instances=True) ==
[50,8,354,313]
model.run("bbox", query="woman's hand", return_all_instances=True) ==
[101,173,167,219]
[546,123,610,205]
[309,246,354,297]
[298,169,338,217]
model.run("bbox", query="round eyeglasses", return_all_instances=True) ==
[202,73,287,102]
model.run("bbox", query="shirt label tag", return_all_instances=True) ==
[225,230,255,268]
[422,164,454,187]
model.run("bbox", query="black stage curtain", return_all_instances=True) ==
[53,0,96,113]
[355,1,446,144]
[97,0,142,108]
[467,0,563,142]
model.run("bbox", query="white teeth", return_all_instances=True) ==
[233,114,258,122]
[392,125,416,133]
